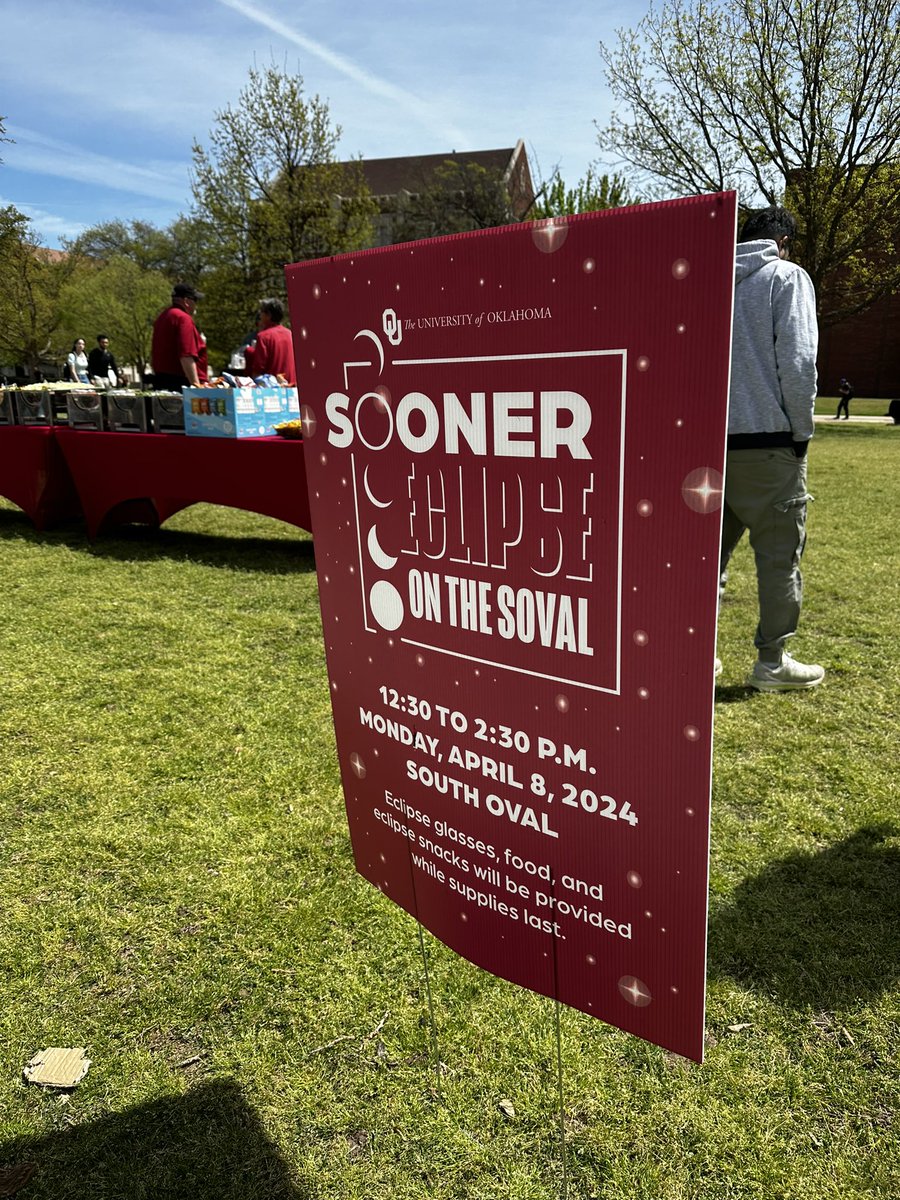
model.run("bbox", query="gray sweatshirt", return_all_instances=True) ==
[729,239,818,442]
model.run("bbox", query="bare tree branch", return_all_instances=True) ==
[597,0,900,324]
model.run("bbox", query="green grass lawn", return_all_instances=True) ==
[1,423,897,1199]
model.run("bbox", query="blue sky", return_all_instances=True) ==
[0,0,648,248]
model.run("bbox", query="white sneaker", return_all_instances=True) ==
[749,652,825,692]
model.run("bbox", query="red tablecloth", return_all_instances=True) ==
[53,429,311,538]
[0,425,83,529]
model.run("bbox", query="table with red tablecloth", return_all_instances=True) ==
[53,429,311,538]
[0,425,83,529]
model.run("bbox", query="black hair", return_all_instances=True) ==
[96,333,109,341]
[738,205,798,245]
[258,297,284,324]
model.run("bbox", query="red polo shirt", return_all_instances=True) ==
[252,323,296,384]
[151,305,203,378]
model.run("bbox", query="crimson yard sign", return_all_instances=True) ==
[286,193,736,1061]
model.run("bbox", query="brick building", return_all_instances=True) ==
[339,142,534,248]
[816,291,900,400]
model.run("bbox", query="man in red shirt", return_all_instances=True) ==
[151,283,205,389]
[245,298,296,384]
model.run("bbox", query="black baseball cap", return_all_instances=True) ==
[173,283,204,301]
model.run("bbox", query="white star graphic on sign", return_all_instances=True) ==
[618,975,653,1007]
[690,478,718,504]
[681,468,724,513]
[350,753,366,778]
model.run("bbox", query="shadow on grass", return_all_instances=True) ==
[0,1079,313,1199]
[708,826,900,1010]
[0,510,316,575]
[88,525,317,575]
[714,683,758,704]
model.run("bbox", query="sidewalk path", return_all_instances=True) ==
[814,414,896,425]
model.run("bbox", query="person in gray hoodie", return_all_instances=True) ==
[720,205,825,691]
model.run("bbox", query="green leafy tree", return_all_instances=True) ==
[59,255,172,379]
[0,123,25,372]
[190,64,376,352]
[72,216,211,283]
[391,160,518,243]
[531,167,636,218]
[0,203,25,262]
[0,211,87,379]
[0,205,28,374]
[597,0,900,324]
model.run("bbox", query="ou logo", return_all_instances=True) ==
[382,308,402,346]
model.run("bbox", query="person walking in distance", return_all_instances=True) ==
[720,206,825,691]
[835,377,853,419]
[64,338,90,383]
[87,333,124,387]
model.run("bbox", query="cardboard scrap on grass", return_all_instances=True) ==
[23,1048,90,1089]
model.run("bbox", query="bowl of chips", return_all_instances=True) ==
[273,419,304,439]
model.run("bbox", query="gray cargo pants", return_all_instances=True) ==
[719,446,810,665]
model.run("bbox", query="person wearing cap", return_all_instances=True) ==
[87,333,124,387]
[150,283,205,390]
[245,298,296,385]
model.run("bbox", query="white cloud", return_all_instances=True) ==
[7,125,189,204]
[0,196,86,243]
[212,0,470,147]
[1,3,236,142]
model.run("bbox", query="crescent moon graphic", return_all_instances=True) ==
[363,466,392,509]
[367,525,398,570]
[533,476,564,576]
[532,529,564,577]
[353,329,385,375]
